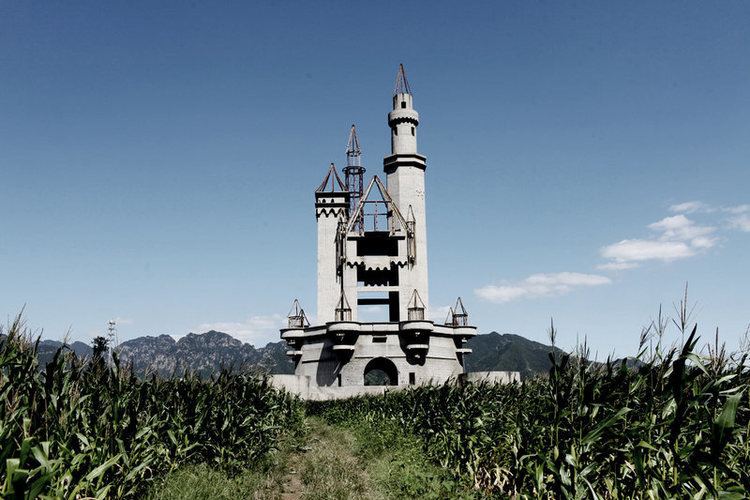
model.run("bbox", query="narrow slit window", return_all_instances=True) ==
[411,126,415,136]
[401,101,406,109]
[394,127,398,135]
[409,372,415,385]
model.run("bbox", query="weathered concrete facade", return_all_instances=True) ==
[272,66,518,399]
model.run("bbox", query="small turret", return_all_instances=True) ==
[389,64,420,155]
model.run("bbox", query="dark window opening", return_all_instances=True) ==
[357,234,399,256]
[357,265,399,287]
[401,101,406,109]
[411,127,415,136]
[337,374,342,387]
[364,357,398,386]
[373,336,387,343]
[409,372,416,385]
[394,127,398,135]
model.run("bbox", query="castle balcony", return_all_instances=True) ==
[456,347,473,355]
[331,343,356,360]
[452,326,478,338]
[326,321,361,334]
[285,349,303,358]
[280,328,306,340]
[399,320,434,334]
[405,343,430,360]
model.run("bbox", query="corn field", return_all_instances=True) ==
[0,315,304,498]
[310,320,750,498]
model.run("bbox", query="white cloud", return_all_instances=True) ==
[475,272,611,304]
[601,239,695,263]
[669,201,713,214]
[599,213,718,269]
[729,214,750,232]
[725,204,750,215]
[194,314,286,346]
[596,261,640,271]
[669,201,750,218]
[647,215,716,242]
[691,236,719,248]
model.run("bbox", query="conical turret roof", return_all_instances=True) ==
[316,163,347,192]
[394,63,412,95]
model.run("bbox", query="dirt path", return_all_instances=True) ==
[275,418,382,500]
[150,418,476,499]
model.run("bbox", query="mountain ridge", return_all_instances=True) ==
[12,330,573,379]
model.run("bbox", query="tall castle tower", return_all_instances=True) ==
[385,64,429,320]
[277,66,480,399]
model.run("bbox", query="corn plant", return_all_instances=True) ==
[0,314,304,499]
[310,310,749,498]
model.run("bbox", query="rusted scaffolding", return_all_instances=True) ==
[343,125,366,233]
[394,63,412,95]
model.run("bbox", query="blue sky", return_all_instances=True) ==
[1,1,748,357]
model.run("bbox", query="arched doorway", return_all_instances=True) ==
[363,357,398,386]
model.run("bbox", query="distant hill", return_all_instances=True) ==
[116,331,294,377]
[1,331,295,377]
[115,331,295,377]
[7,330,618,380]
[37,339,92,366]
[466,332,564,379]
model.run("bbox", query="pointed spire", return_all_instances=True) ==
[335,289,352,321]
[444,307,455,326]
[394,63,412,95]
[287,299,310,328]
[446,298,469,327]
[407,289,426,320]
[345,124,362,168]
[316,163,347,192]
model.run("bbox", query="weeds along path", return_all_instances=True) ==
[275,417,475,500]
[152,416,475,499]
[152,418,382,500]
[278,418,380,500]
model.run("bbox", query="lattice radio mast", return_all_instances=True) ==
[107,319,119,349]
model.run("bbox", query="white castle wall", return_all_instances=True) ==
[316,195,346,324]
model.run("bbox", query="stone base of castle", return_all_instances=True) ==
[270,370,520,401]
[273,320,519,400]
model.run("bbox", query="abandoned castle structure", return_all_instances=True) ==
[271,66,518,399]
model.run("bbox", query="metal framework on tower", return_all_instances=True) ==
[343,124,365,234]
[394,63,411,95]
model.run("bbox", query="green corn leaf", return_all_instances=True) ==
[711,392,742,458]
[4,458,21,494]
[84,453,122,482]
